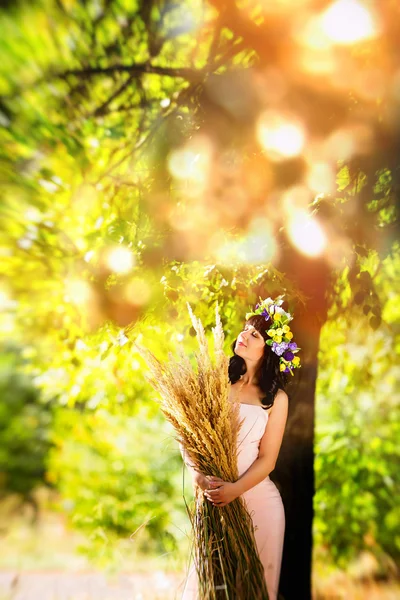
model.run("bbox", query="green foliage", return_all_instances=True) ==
[315,248,400,568]
[0,344,55,504]
[47,403,188,567]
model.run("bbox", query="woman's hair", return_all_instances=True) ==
[228,313,290,410]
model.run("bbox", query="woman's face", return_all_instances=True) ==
[235,322,265,360]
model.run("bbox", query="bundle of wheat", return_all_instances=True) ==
[134,302,268,599]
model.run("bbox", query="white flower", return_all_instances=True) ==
[117,331,129,346]
[99,341,109,353]
[75,339,88,351]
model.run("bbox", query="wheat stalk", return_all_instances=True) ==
[134,302,268,599]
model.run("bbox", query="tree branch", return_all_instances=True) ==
[56,62,206,83]
[92,72,137,117]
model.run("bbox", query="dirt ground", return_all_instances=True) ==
[0,570,400,600]
[0,570,186,600]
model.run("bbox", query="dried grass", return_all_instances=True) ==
[134,302,268,599]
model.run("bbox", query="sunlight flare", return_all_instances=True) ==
[287,210,327,256]
[105,246,135,274]
[167,135,213,186]
[257,111,305,160]
[320,0,378,44]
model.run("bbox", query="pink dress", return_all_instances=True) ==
[180,403,285,600]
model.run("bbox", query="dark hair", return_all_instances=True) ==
[228,313,290,410]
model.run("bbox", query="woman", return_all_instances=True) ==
[180,296,300,600]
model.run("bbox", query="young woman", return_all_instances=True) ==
[180,297,300,600]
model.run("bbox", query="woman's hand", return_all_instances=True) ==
[193,471,212,492]
[203,476,240,507]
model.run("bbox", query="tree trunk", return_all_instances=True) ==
[270,247,331,600]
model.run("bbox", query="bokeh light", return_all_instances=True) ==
[0,283,17,335]
[123,278,152,306]
[64,279,93,305]
[306,162,336,194]
[211,218,278,265]
[323,128,357,161]
[287,209,327,256]
[241,218,278,264]
[320,0,378,45]
[167,135,213,189]
[323,124,373,160]
[104,246,135,274]
[281,185,313,217]
[257,111,306,160]
[0,286,14,311]
[211,236,246,265]
[296,45,337,76]
[168,200,215,232]
[295,15,334,51]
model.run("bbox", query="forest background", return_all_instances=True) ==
[0,0,399,598]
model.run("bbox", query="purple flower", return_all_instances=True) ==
[284,366,290,373]
[284,351,294,361]
[261,309,270,321]
[272,341,289,356]
[289,342,297,350]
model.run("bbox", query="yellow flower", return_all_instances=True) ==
[293,356,300,366]
[280,363,286,371]
[283,325,290,333]
[286,332,293,340]
[273,335,282,343]
[276,328,283,336]
[273,313,281,321]
[267,329,275,337]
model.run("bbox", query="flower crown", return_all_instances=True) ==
[245,294,301,376]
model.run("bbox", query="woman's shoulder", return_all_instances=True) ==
[274,388,289,403]
[267,388,288,416]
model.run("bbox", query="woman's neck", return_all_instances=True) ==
[240,373,260,387]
